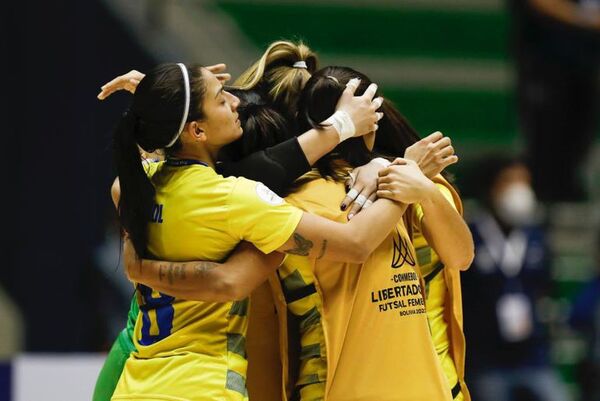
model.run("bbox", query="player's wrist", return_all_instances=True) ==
[322,110,356,142]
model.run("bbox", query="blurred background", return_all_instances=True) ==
[2,0,599,400]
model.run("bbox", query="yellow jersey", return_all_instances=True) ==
[412,176,470,401]
[282,172,451,401]
[112,160,303,401]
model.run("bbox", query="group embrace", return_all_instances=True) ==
[94,40,474,401]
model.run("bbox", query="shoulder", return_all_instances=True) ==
[286,174,347,221]
[228,177,287,207]
[431,175,462,214]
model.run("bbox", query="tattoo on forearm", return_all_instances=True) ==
[316,239,328,260]
[158,262,206,285]
[158,264,168,283]
[284,233,314,256]
[193,262,217,277]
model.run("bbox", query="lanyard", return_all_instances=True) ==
[165,158,209,167]
[477,212,529,278]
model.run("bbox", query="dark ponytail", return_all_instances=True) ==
[112,63,206,257]
[113,111,156,256]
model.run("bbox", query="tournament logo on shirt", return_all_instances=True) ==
[392,230,416,269]
[255,182,284,206]
[369,230,425,316]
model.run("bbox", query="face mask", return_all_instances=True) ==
[494,183,537,227]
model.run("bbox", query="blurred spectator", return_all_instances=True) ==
[508,0,600,202]
[569,234,600,401]
[462,155,569,401]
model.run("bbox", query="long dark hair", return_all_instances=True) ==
[296,66,422,180]
[113,63,206,256]
[218,88,292,162]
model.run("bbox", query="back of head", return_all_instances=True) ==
[296,66,373,180]
[219,88,292,161]
[297,66,422,180]
[113,63,206,256]
[235,40,318,117]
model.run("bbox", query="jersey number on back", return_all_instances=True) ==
[138,284,175,345]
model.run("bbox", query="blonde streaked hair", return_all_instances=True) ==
[234,40,318,115]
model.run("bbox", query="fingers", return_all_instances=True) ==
[376,189,395,199]
[391,157,408,166]
[361,83,378,101]
[205,63,227,74]
[340,184,364,211]
[438,144,455,158]
[345,171,357,190]
[362,193,377,210]
[215,73,232,83]
[378,182,396,191]
[347,177,378,219]
[98,75,141,100]
[347,194,368,220]
[423,131,444,143]
[430,136,451,151]
[379,160,407,177]
[439,155,459,170]
[372,97,384,110]
[343,78,361,96]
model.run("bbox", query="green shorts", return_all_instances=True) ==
[92,296,138,401]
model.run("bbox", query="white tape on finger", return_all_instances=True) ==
[355,194,368,207]
[346,188,359,201]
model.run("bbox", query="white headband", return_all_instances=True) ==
[165,63,191,148]
[293,60,307,69]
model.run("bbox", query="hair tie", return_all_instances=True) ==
[165,63,191,148]
[326,75,340,84]
[293,61,308,69]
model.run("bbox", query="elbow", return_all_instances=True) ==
[446,232,475,271]
[213,277,249,302]
[347,239,370,264]
[445,248,475,272]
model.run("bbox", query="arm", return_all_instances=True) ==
[102,69,382,195]
[218,137,307,196]
[275,159,437,263]
[278,198,407,263]
[377,162,474,271]
[125,240,284,302]
[418,188,474,271]
[341,131,458,218]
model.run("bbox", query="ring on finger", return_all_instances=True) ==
[363,199,374,209]
[355,194,368,207]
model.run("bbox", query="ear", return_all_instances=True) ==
[187,121,207,142]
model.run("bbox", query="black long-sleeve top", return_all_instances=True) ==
[217,137,311,197]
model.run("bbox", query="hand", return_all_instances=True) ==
[205,63,232,84]
[377,158,436,204]
[334,78,384,138]
[97,70,145,100]
[97,63,232,100]
[340,159,386,220]
[404,131,458,178]
[122,234,141,282]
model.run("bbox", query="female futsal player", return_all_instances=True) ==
[110,62,428,400]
